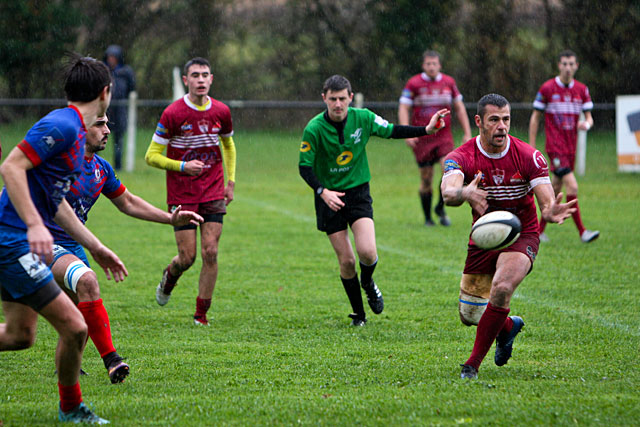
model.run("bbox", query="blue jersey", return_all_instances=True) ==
[47,154,126,245]
[0,106,86,229]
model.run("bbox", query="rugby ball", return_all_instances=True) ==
[470,211,522,250]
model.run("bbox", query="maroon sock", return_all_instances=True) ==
[465,303,510,370]
[539,217,547,233]
[163,265,181,294]
[195,297,211,319]
[58,382,82,413]
[567,195,585,235]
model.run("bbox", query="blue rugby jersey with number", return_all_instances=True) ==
[46,154,126,245]
[0,106,86,229]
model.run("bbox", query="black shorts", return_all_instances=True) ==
[315,182,373,234]
[0,280,61,312]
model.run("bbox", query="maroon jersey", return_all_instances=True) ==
[443,135,551,235]
[153,95,233,205]
[399,72,462,147]
[533,77,593,155]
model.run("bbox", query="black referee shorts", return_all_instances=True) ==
[315,182,373,234]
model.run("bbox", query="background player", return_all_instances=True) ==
[441,93,576,380]
[299,74,447,326]
[529,49,599,243]
[47,114,203,383]
[0,54,125,424]
[398,50,472,226]
[146,57,236,326]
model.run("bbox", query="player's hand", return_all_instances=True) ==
[426,108,450,135]
[89,245,128,282]
[405,138,418,148]
[547,192,577,224]
[577,121,592,131]
[463,174,489,215]
[170,205,204,227]
[320,189,345,212]
[27,223,54,264]
[183,160,205,176]
[224,180,235,206]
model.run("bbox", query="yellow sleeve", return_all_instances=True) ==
[144,141,182,172]
[220,136,236,182]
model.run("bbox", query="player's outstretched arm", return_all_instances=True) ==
[534,184,577,224]
[53,199,128,282]
[0,147,53,263]
[441,173,488,214]
[110,190,203,226]
[528,110,543,148]
[426,108,450,135]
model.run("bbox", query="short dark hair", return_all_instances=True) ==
[63,53,112,102]
[477,93,510,118]
[422,50,441,61]
[558,49,578,62]
[322,75,352,94]
[184,57,211,75]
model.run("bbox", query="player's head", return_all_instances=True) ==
[422,50,441,78]
[475,94,510,151]
[557,49,579,82]
[64,53,112,104]
[182,57,213,98]
[85,114,110,154]
[322,75,353,122]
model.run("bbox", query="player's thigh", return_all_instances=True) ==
[562,172,579,194]
[39,290,86,337]
[200,221,223,251]
[351,217,376,258]
[327,229,355,262]
[174,228,198,258]
[461,273,492,298]
[1,299,39,342]
[492,252,531,294]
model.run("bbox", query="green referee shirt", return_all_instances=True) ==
[299,107,394,190]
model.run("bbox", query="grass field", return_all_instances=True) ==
[0,120,639,426]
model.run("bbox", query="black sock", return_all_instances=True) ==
[341,275,365,317]
[102,351,120,369]
[435,182,445,213]
[359,258,378,288]
[420,192,433,221]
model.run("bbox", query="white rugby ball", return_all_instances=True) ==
[471,211,522,250]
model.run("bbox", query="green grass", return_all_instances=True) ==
[0,122,638,426]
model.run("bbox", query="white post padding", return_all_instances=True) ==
[125,91,138,172]
[576,112,587,176]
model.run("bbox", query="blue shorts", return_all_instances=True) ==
[52,241,90,267]
[0,225,54,299]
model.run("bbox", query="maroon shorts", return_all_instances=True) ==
[168,199,226,216]
[547,152,575,177]
[463,232,539,275]
[413,138,454,167]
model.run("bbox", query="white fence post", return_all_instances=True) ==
[576,112,587,176]
[173,66,185,101]
[125,91,137,172]
[354,92,364,109]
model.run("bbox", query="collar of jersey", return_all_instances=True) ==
[555,76,575,89]
[476,135,510,159]
[421,72,442,82]
[183,94,212,111]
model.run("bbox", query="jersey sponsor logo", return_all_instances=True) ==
[526,245,536,261]
[181,121,193,136]
[551,94,561,101]
[40,128,65,151]
[18,253,50,282]
[491,169,505,185]
[300,141,311,152]
[350,128,362,144]
[533,150,549,170]
[183,149,220,164]
[510,171,525,184]
[444,159,461,172]
[336,151,353,166]
[374,115,389,128]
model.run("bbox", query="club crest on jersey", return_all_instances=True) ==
[198,119,210,133]
[336,151,353,166]
[300,141,311,152]
[350,128,362,144]
[94,168,102,183]
[491,169,505,185]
